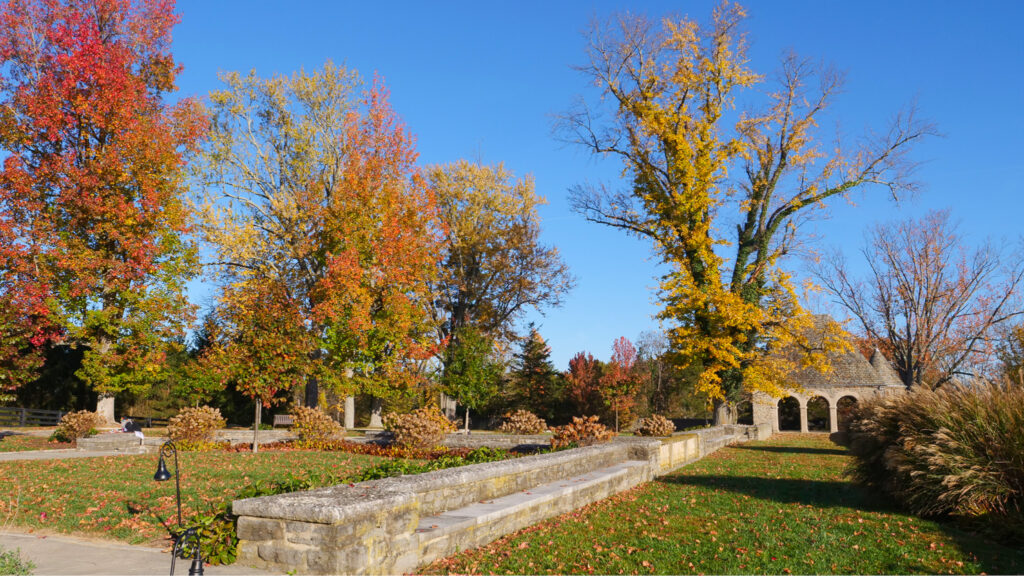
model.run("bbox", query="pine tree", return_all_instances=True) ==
[510,324,562,420]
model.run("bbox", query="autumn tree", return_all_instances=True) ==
[437,326,503,430]
[565,351,603,417]
[600,337,642,432]
[814,210,1024,388]
[428,161,573,412]
[635,330,669,415]
[562,3,930,422]
[997,323,1024,386]
[0,0,204,418]
[200,281,323,451]
[193,63,441,420]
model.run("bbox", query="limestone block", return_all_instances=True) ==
[257,542,307,568]
[236,517,284,541]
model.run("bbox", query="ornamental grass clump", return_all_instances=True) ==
[636,414,676,436]
[847,382,1024,540]
[168,406,226,451]
[52,410,104,443]
[290,406,344,448]
[497,409,547,434]
[550,415,614,449]
[383,405,456,450]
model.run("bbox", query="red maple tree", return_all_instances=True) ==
[0,0,204,405]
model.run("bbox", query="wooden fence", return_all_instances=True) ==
[0,407,65,427]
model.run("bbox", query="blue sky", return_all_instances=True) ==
[172,1,1024,369]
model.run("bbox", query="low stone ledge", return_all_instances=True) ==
[77,432,144,452]
[234,440,657,523]
[233,425,763,574]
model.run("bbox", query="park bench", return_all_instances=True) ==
[272,414,293,428]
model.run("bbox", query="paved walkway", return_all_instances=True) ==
[0,531,278,575]
[0,448,143,462]
[0,432,279,574]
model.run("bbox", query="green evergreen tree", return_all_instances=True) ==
[511,324,563,421]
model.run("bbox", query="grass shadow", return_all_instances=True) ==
[660,474,1024,574]
[733,444,847,456]
[660,474,893,512]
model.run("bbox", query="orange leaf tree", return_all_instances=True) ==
[0,0,204,409]
[194,63,441,412]
[599,337,642,432]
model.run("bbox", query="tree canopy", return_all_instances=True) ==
[0,0,204,402]
[563,3,930,417]
[193,63,442,404]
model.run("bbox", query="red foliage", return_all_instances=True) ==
[0,0,205,394]
[565,351,602,416]
[224,440,474,460]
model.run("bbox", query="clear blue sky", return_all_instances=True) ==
[172,1,1024,370]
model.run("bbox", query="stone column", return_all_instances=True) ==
[368,397,384,429]
[829,403,839,433]
[799,400,809,433]
[771,404,779,433]
[344,396,355,429]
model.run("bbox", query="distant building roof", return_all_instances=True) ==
[781,316,905,390]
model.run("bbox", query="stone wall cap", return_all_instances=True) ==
[231,441,637,523]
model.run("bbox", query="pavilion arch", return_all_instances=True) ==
[735,399,754,425]
[777,397,801,431]
[806,396,830,432]
[837,395,858,431]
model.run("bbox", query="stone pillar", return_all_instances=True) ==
[344,396,355,429]
[771,404,780,433]
[96,394,115,424]
[799,400,809,433]
[829,403,839,433]
[368,397,384,429]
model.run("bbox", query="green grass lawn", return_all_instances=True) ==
[0,450,386,546]
[0,434,72,452]
[424,433,1023,575]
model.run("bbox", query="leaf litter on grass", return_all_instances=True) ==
[421,433,1024,575]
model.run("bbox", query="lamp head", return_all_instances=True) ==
[154,454,172,482]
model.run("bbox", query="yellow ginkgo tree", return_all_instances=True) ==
[563,3,932,421]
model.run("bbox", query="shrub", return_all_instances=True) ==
[847,383,1024,540]
[383,405,456,450]
[636,414,675,436]
[497,409,547,435]
[0,545,34,576]
[52,410,103,443]
[550,415,614,449]
[290,406,344,447]
[168,406,225,444]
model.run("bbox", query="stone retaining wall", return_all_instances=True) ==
[233,424,764,574]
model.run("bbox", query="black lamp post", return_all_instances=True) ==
[154,440,204,576]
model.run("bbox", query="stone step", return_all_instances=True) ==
[410,460,650,569]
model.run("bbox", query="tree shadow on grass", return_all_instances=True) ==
[732,444,848,456]
[660,474,892,511]
[660,474,1024,574]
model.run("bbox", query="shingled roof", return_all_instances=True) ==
[783,317,905,390]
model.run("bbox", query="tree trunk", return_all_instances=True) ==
[713,399,735,426]
[464,407,470,432]
[96,394,115,424]
[252,403,261,454]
